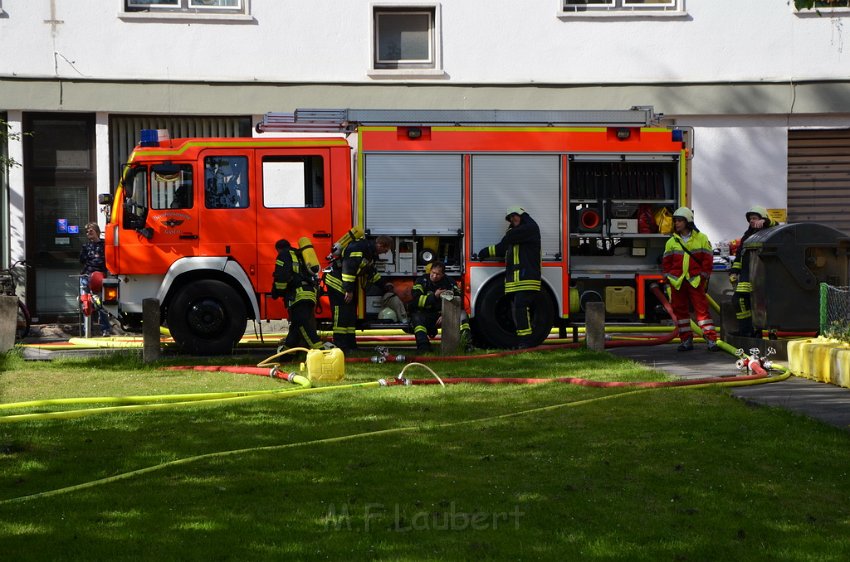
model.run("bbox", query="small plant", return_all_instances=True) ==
[1,119,31,170]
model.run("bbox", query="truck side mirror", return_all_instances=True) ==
[98,193,114,206]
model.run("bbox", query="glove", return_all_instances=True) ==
[475,248,487,260]
[728,273,739,285]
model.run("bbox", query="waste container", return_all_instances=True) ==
[745,222,850,332]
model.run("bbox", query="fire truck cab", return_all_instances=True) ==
[100,108,689,354]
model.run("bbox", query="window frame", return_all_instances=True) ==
[262,155,326,210]
[560,0,685,17]
[121,0,252,21]
[369,2,444,77]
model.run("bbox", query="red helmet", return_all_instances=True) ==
[89,271,104,293]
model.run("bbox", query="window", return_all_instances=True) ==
[562,0,682,14]
[263,156,325,209]
[123,0,249,17]
[371,4,442,74]
[151,165,193,210]
[204,156,248,209]
[795,0,850,10]
[123,167,149,229]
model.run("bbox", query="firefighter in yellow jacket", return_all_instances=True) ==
[661,207,719,352]
[729,205,778,337]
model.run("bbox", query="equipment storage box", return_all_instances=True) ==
[605,286,635,314]
[609,219,638,234]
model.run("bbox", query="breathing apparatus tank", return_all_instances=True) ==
[327,226,365,261]
[297,236,321,275]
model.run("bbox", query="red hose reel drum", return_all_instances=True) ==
[578,207,602,233]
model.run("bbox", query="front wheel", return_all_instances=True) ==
[473,281,555,349]
[167,280,247,355]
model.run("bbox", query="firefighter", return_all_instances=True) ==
[661,207,719,352]
[324,235,394,353]
[729,205,778,337]
[476,206,542,349]
[272,239,322,351]
[409,261,471,353]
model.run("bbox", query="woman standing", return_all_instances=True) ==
[661,207,719,352]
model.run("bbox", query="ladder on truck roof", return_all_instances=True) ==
[256,107,661,134]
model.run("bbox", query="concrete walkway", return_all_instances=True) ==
[608,343,850,431]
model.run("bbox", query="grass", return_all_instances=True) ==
[1,347,850,561]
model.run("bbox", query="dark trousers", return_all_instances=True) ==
[733,290,757,336]
[411,309,440,350]
[328,288,358,351]
[512,290,537,346]
[284,299,322,350]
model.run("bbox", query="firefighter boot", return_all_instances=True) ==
[677,338,694,352]
[415,333,432,354]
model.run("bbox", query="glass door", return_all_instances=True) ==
[23,113,96,322]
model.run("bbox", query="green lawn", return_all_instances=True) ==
[1,348,849,561]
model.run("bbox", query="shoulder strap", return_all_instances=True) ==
[676,237,695,258]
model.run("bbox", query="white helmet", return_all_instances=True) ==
[505,206,525,220]
[378,307,398,322]
[672,206,694,223]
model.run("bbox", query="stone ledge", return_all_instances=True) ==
[787,337,850,389]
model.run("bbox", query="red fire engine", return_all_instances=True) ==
[99,108,690,354]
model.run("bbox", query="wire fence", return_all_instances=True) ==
[820,283,850,343]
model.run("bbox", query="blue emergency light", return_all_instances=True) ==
[139,129,171,147]
[672,129,684,142]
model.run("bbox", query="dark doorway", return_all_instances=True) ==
[23,113,96,323]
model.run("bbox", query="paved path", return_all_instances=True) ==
[608,343,850,431]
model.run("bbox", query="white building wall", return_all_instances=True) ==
[2,0,850,269]
[1,1,848,85]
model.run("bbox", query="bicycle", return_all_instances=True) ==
[1,260,32,340]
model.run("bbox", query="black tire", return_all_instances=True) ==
[473,280,555,349]
[16,300,31,340]
[167,280,247,355]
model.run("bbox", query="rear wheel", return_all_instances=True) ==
[473,281,555,349]
[167,280,247,355]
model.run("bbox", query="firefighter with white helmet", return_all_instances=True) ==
[476,206,542,349]
[729,205,778,337]
[661,207,720,352]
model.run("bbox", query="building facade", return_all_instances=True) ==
[1,0,849,321]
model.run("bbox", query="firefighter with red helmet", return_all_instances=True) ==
[661,207,719,352]
[729,205,778,337]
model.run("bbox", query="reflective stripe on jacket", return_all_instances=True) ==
[662,231,713,290]
[478,213,542,294]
